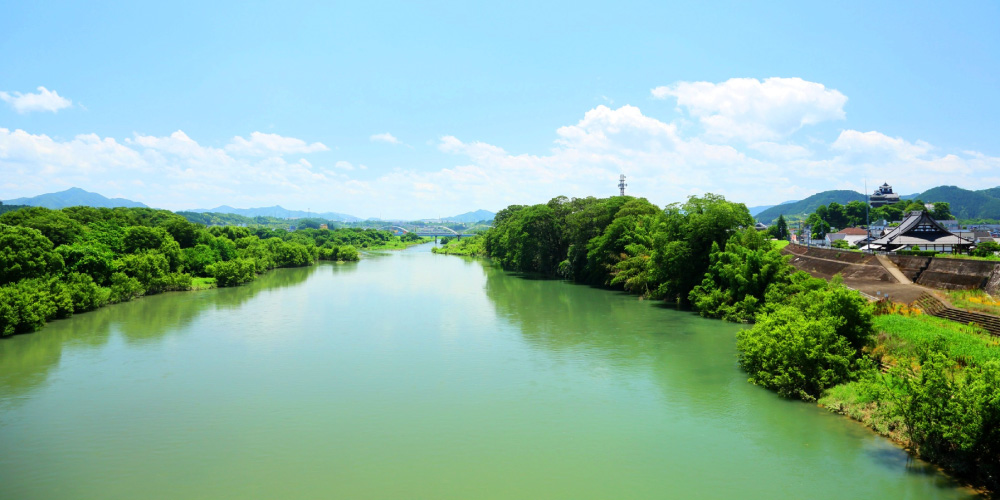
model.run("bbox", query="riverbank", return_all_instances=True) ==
[431,235,484,256]
[0,206,418,338]
[459,194,999,494]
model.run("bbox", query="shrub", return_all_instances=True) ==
[208,258,256,287]
[737,304,856,400]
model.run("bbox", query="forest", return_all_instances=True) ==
[482,194,1000,491]
[0,205,415,338]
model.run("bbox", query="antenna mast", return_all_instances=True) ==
[618,174,627,196]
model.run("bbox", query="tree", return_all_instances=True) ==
[0,207,83,247]
[768,215,789,240]
[971,241,1000,258]
[0,224,64,285]
[649,194,753,303]
[826,202,848,230]
[737,304,855,400]
[689,228,793,322]
[845,201,868,227]
[57,240,115,285]
[930,202,953,220]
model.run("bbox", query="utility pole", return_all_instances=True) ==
[865,178,870,249]
[618,174,627,196]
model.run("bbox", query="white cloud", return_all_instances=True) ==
[652,77,846,141]
[370,132,401,145]
[831,130,932,158]
[225,131,329,156]
[3,77,999,217]
[0,86,73,114]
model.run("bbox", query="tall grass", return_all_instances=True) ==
[945,289,1000,315]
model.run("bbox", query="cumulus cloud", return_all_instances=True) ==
[0,86,73,114]
[225,131,329,155]
[3,77,999,217]
[370,132,401,144]
[652,77,847,141]
[0,127,364,212]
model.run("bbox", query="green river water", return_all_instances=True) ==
[0,244,980,499]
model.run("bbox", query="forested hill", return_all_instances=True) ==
[4,187,148,209]
[914,185,1000,220]
[754,190,865,223]
[755,185,1000,223]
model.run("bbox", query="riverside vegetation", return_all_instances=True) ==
[0,206,422,337]
[479,194,1000,492]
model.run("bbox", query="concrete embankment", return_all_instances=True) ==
[781,245,893,282]
[887,255,1000,293]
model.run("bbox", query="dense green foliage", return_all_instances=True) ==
[915,185,1000,220]
[0,206,385,337]
[483,194,760,305]
[689,229,792,322]
[431,235,485,256]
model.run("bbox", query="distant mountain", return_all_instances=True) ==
[748,200,798,217]
[186,205,361,222]
[444,209,495,223]
[915,185,1000,220]
[755,190,866,224]
[4,187,148,209]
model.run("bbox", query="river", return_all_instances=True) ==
[0,243,979,499]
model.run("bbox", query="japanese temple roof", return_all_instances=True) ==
[871,211,973,247]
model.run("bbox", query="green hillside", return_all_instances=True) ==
[916,185,1000,220]
[754,190,866,224]
[5,187,148,209]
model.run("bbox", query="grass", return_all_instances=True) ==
[820,312,1000,444]
[945,289,1000,316]
[871,313,1000,368]
[191,277,217,290]
[771,240,789,250]
[930,253,1000,262]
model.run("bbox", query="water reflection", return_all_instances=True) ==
[0,265,323,405]
[480,261,980,498]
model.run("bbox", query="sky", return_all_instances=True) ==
[2,1,999,219]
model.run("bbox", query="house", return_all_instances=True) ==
[937,219,961,231]
[869,211,973,253]
[825,227,870,247]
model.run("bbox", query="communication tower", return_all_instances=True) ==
[618,174,627,196]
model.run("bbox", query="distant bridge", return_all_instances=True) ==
[379,225,477,238]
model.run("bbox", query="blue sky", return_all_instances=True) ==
[2,1,999,219]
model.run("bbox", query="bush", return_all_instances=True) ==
[337,245,359,262]
[208,258,256,287]
[0,224,64,285]
[971,241,1000,258]
[737,304,856,400]
[0,279,59,336]
[109,272,144,303]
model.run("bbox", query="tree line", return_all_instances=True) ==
[0,206,410,337]
[481,194,999,490]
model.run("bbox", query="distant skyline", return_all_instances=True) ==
[3,1,999,219]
